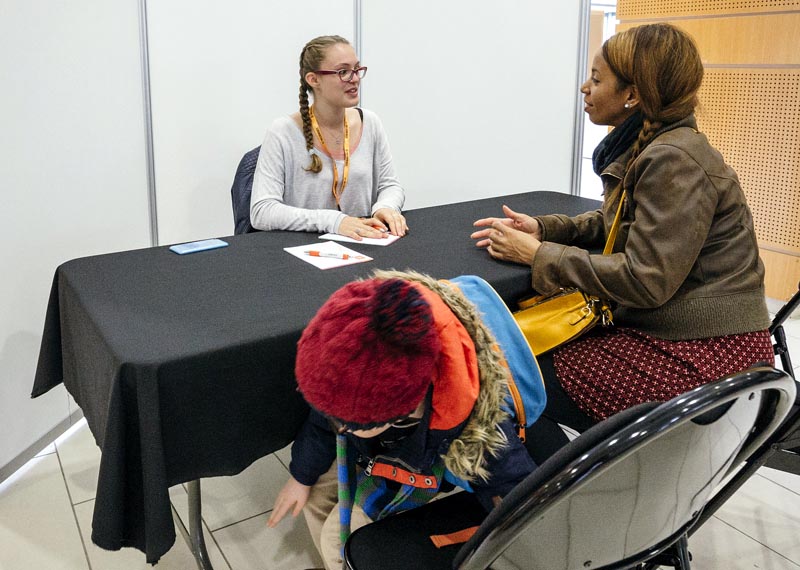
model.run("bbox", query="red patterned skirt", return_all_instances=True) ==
[554,327,774,421]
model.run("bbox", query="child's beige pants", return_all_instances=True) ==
[303,461,372,570]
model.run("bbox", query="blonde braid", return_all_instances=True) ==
[299,80,322,173]
[298,35,351,174]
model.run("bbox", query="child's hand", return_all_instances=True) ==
[267,477,311,527]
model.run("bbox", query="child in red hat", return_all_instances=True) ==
[268,270,538,569]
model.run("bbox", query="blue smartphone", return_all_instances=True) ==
[169,238,229,255]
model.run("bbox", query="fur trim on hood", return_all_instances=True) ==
[371,269,512,482]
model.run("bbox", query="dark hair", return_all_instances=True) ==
[298,35,351,173]
[602,23,704,201]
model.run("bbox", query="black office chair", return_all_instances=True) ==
[687,282,800,535]
[771,282,800,381]
[764,282,800,473]
[343,366,796,570]
[230,145,261,235]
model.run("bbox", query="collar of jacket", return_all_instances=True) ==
[371,269,512,483]
[349,387,452,483]
[601,113,699,183]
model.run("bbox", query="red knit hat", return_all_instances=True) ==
[295,278,441,428]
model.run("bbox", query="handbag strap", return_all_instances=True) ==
[602,194,626,255]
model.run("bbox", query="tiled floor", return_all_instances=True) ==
[2,316,799,570]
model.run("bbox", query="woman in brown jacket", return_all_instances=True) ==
[471,23,773,461]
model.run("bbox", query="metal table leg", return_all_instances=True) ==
[172,479,214,570]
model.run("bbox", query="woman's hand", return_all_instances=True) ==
[471,205,541,247]
[338,216,390,240]
[373,208,408,237]
[472,218,542,265]
[267,477,311,528]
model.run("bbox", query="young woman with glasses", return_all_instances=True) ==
[250,35,408,239]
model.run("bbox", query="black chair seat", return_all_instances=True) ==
[344,367,796,570]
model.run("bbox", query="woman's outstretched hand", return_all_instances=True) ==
[471,205,542,265]
[472,205,541,244]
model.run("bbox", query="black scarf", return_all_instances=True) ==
[592,111,644,176]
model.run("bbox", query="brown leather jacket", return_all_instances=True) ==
[532,115,770,341]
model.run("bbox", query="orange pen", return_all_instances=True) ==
[303,250,365,260]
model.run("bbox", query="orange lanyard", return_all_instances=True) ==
[309,106,350,209]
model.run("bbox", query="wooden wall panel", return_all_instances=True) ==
[588,9,605,74]
[618,0,800,18]
[620,15,800,65]
[696,69,800,254]
[761,249,800,301]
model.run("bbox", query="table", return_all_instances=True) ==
[31,191,600,565]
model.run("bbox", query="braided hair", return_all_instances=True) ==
[602,23,703,203]
[298,35,351,173]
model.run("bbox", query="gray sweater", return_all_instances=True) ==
[250,108,405,233]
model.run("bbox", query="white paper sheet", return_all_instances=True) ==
[284,240,372,270]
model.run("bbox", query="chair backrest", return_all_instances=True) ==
[230,146,261,235]
[770,281,800,381]
[454,366,796,570]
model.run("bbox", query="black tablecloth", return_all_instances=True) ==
[31,190,600,563]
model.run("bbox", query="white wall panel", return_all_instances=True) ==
[0,0,151,473]
[0,0,587,477]
[362,1,583,209]
[147,0,354,245]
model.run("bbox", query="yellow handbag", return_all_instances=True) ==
[514,196,624,356]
